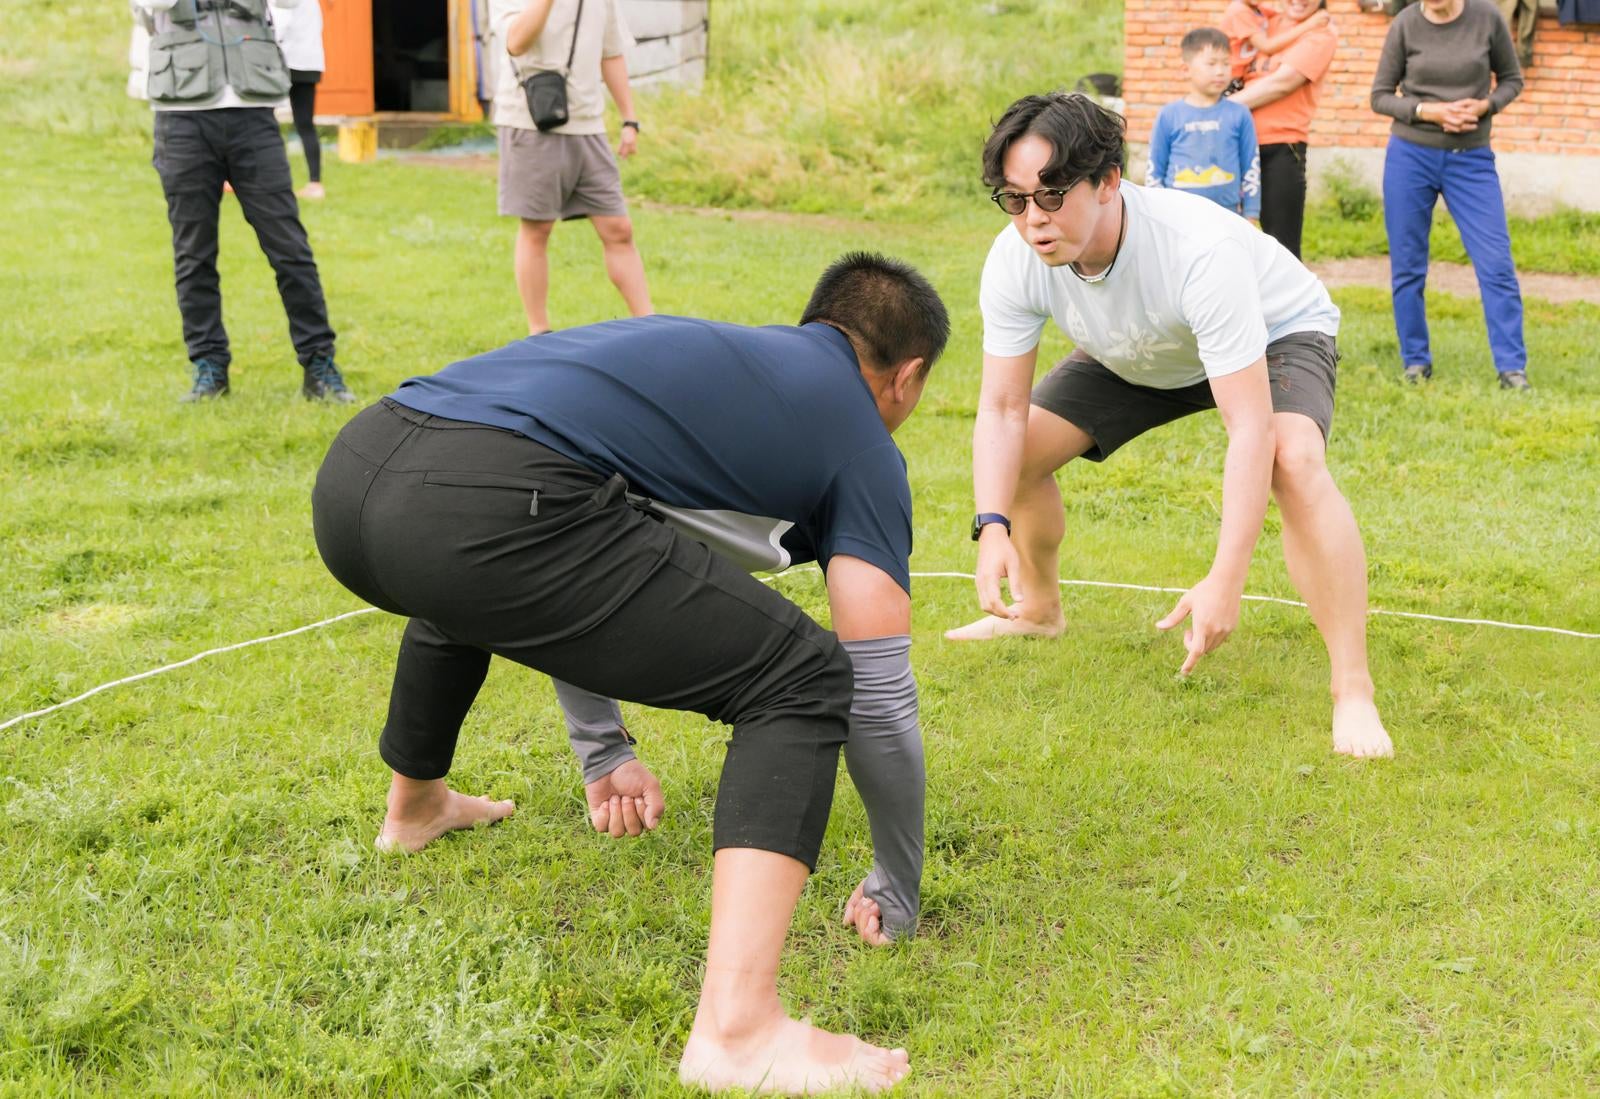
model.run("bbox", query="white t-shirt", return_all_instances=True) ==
[491,0,633,136]
[271,0,325,73]
[980,182,1339,389]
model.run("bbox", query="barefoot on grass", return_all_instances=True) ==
[680,1014,909,1095]
[1332,698,1394,759]
[943,608,1065,642]
[375,785,515,853]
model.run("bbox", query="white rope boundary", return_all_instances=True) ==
[3,571,1594,733]
[0,608,381,733]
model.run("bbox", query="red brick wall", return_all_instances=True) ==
[1123,1,1600,156]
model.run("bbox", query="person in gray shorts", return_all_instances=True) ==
[491,0,652,334]
[951,92,1394,761]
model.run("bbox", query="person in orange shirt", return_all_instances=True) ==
[1230,0,1339,257]
[1219,0,1331,87]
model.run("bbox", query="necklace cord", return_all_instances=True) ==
[1069,193,1127,284]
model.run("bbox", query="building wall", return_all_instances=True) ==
[1122,1,1600,211]
[623,0,708,89]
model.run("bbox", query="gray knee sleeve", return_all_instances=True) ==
[554,638,925,940]
[842,635,924,940]
[553,679,636,783]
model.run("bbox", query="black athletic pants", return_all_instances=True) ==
[310,400,853,869]
[288,77,322,183]
[1259,141,1309,260]
[152,108,335,369]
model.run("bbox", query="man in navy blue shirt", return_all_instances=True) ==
[312,253,948,1095]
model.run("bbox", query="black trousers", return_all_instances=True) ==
[1259,141,1309,260]
[288,78,322,183]
[310,400,853,869]
[151,108,335,369]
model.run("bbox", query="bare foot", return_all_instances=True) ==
[680,1013,909,1095]
[943,606,1065,642]
[374,777,515,853]
[1332,698,1394,759]
[297,181,326,200]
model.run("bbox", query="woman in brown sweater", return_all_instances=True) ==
[1370,0,1529,389]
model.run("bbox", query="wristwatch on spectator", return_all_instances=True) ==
[1411,101,1424,124]
[621,120,641,132]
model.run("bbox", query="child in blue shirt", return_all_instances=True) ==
[1147,27,1262,222]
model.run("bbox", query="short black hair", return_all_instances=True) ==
[981,92,1126,191]
[800,252,950,377]
[1181,27,1230,58]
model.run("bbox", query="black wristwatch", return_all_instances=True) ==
[621,119,641,132]
[971,512,1011,540]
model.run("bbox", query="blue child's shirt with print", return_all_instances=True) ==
[1146,98,1261,220]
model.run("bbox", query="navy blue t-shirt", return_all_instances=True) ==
[390,316,913,593]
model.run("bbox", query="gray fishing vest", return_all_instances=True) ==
[146,0,290,105]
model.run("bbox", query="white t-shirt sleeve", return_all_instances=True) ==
[603,0,634,58]
[1180,238,1270,379]
[979,230,1050,358]
[489,0,520,45]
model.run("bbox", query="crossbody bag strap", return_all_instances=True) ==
[506,0,585,81]
[561,0,585,77]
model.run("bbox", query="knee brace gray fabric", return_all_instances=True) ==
[841,635,924,940]
[553,636,924,937]
[552,679,637,783]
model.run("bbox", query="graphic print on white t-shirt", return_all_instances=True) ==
[1104,309,1183,377]
[979,183,1339,390]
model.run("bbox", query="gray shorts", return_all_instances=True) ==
[1031,331,1339,462]
[496,127,628,221]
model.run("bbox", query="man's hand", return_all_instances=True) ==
[974,523,1022,619]
[1156,572,1243,676]
[842,879,893,947]
[1307,9,1331,28]
[584,758,664,837]
[617,125,639,158]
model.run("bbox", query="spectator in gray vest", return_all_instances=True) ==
[132,0,352,403]
[491,0,652,334]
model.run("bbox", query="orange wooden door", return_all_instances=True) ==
[317,0,373,115]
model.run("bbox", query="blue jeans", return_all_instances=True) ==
[1381,135,1526,375]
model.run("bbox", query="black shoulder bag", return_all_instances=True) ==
[518,0,585,132]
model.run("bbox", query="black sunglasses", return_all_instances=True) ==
[989,184,1078,216]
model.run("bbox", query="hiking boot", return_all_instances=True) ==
[181,358,230,402]
[1403,364,1432,384]
[302,354,356,403]
[1498,370,1532,391]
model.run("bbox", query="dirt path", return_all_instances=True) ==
[1311,257,1599,305]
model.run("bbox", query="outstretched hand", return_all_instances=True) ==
[842,879,893,947]
[1156,573,1241,676]
[585,758,664,837]
[974,525,1022,619]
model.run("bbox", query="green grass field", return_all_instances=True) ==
[5,2,1600,1096]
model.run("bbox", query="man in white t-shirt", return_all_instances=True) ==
[492,0,651,334]
[950,92,1392,759]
